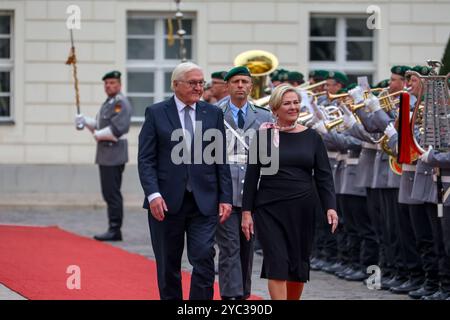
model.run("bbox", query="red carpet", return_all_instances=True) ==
[0,224,261,300]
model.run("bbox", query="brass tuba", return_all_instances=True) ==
[234,50,279,100]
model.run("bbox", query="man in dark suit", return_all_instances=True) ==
[138,62,233,300]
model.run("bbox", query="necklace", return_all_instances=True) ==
[277,121,297,131]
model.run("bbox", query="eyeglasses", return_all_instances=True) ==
[177,80,207,88]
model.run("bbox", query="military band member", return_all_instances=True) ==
[308,70,328,92]
[321,127,378,281]
[216,66,273,300]
[349,80,416,291]
[378,67,440,295]
[404,64,449,300]
[287,71,305,87]
[326,71,348,95]
[75,71,132,241]
[309,120,339,272]
[210,71,230,106]
[202,81,217,104]
[419,148,450,300]
[269,68,289,88]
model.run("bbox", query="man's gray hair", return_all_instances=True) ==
[171,62,203,90]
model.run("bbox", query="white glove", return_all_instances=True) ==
[93,126,118,142]
[75,114,85,130]
[384,122,397,139]
[419,145,433,163]
[299,89,313,112]
[312,120,328,135]
[364,96,381,113]
[348,86,365,104]
[341,104,356,128]
[75,114,97,132]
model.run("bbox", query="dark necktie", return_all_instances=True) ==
[183,105,194,192]
[183,105,194,146]
[238,109,245,129]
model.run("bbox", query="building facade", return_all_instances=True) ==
[0,0,449,205]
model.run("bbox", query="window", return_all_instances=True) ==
[309,15,375,86]
[0,12,12,121]
[126,13,194,121]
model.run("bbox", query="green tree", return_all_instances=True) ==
[439,35,450,75]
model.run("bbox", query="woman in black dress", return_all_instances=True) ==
[241,84,338,300]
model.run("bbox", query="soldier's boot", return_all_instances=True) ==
[421,289,450,300]
[390,277,424,294]
[345,269,368,281]
[381,275,408,290]
[408,276,440,299]
[94,214,123,241]
[94,229,122,241]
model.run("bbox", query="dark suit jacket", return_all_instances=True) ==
[138,96,232,216]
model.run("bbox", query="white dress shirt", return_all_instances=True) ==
[147,95,197,205]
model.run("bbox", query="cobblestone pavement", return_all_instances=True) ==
[0,206,409,300]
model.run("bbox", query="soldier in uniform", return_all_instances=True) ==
[326,71,348,95]
[269,68,289,88]
[419,147,450,300]
[216,66,273,300]
[349,80,414,290]
[75,71,132,241]
[308,70,328,93]
[287,71,305,87]
[210,71,230,106]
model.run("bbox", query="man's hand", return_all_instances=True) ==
[149,196,168,221]
[384,122,397,139]
[75,114,85,130]
[219,203,232,224]
[312,120,328,135]
[348,86,365,104]
[93,127,118,142]
[419,145,433,163]
[364,96,381,113]
[241,211,254,241]
[327,209,339,234]
[341,103,356,129]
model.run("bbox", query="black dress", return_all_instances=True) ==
[242,128,336,282]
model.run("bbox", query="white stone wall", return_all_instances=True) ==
[0,0,449,165]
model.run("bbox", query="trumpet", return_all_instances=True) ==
[325,118,345,131]
[327,88,384,103]
[298,80,327,91]
[253,87,327,107]
[348,88,411,113]
[297,111,314,125]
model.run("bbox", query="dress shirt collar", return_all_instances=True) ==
[229,100,248,117]
[174,95,197,113]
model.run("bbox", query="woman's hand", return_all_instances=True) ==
[327,209,338,234]
[241,211,254,241]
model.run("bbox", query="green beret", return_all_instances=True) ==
[270,68,289,81]
[390,65,411,77]
[224,66,251,82]
[287,71,304,82]
[327,71,348,86]
[374,79,390,88]
[211,71,227,80]
[411,65,432,76]
[309,69,329,81]
[346,83,358,91]
[102,70,121,81]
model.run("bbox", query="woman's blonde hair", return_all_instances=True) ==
[268,84,302,112]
